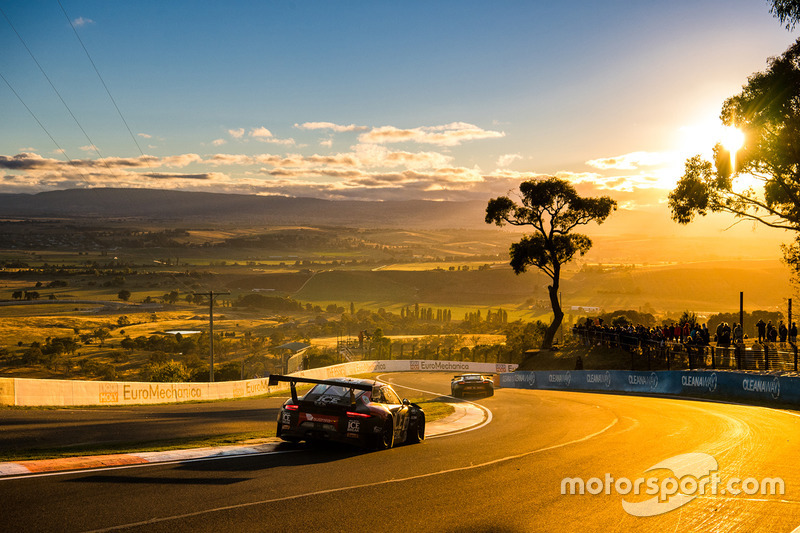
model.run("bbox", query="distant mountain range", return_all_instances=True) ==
[0,188,488,229]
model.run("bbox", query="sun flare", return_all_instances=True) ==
[678,122,745,159]
[720,126,745,153]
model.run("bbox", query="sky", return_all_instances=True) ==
[0,1,798,240]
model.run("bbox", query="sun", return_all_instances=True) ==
[720,126,745,153]
[677,122,747,175]
[678,122,745,159]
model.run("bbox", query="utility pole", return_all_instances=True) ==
[195,290,230,382]
[559,291,563,344]
[740,292,744,335]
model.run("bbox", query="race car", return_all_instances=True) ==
[269,374,425,450]
[451,373,494,398]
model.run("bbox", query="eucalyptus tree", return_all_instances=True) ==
[668,38,800,268]
[486,177,616,350]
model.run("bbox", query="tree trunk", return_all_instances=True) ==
[541,283,564,350]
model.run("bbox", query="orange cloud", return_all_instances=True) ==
[358,122,504,146]
[295,122,368,132]
[586,151,673,170]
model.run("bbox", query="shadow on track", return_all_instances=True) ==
[65,441,370,487]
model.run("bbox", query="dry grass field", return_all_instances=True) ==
[0,222,798,381]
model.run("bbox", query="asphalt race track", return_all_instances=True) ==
[3,372,800,532]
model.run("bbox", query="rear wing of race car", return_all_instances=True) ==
[268,374,374,404]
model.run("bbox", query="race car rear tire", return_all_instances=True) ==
[406,417,425,444]
[374,418,395,450]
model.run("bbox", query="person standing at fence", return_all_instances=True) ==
[715,322,725,344]
[767,321,778,343]
[779,321,788,345]
[791,322,798,344]
[733,322,743,344]
[756,319,766,343]
[720,323,732,346]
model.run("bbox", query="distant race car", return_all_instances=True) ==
[451,373,494,398]
[269,374,425,450]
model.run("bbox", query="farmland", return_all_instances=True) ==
[0,194,797,383]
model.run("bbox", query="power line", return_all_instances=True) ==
[57,0,150,161]
[0,5,117,175]
[0,70,94,184]
[53,2,216,301]
[1,5,218,304]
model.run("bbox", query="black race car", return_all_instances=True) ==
[269,374,425,450]
[451,373,494,398]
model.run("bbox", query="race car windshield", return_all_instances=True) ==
[307,383,366,399]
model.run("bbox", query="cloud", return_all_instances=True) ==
[483,169,546,182]
[262,166,483,187]
[159,153,203,167]
[206,154,261,166]
[358,122,505,146]
[142,172,219,180]
[3,135,682,202]
[556,170,666,192]
[248,127,295,145]
[295,122,368,132]
[79,145,99,153]
[203,148,449,171]
[0,152,204,172]
[73,17,94,27]
[586,151,674,170]
[267,168,365,179]
[137,133,152,139]
[250,127,273,138]
[352,144,452,169]
[0,153,52,170]
[319,139,333,148]
[497,153,522,167]
[0,163,234,194]
[258,137,296,146]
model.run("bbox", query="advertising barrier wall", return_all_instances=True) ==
[498,369,795,405]
[1,360,517,407]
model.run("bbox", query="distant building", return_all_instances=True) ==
[570,306,601,313]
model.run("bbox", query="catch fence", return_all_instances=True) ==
[573,328,799,372]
